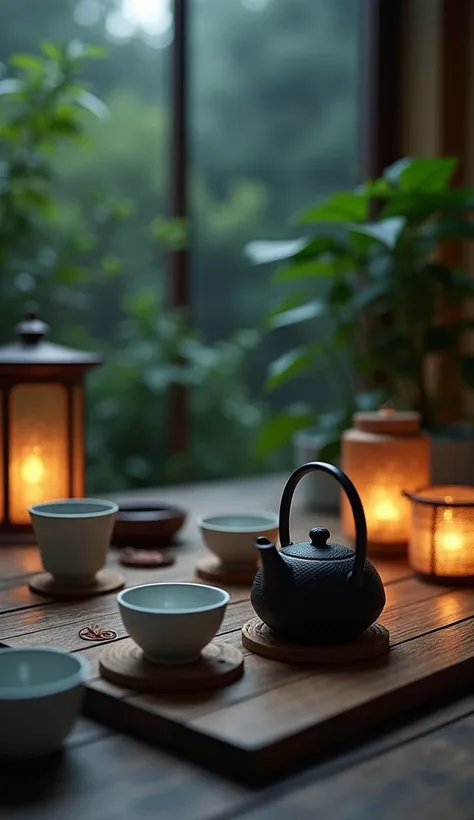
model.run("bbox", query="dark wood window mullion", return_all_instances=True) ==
[168,0,189,459]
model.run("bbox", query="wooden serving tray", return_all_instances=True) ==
[3,554,474,784]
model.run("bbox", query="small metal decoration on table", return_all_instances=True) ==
[242,461,390,665]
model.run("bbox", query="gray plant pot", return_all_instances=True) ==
[293,430,340,513]
[430,432,474,486]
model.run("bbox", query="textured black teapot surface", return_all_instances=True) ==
[251,462,386,645]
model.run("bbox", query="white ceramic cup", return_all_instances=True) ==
[0,647,87,758]
[197,512,279,569]
[118,582,229,665]
[29,498,119,585]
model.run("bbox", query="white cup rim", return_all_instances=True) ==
[118,582,230,615]
[29,498,119,519]
[0,647,87,700]
[197,511,279,533]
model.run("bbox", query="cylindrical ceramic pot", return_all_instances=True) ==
[292,431,340,513]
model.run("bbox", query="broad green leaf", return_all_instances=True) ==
[294,235,348,261]
[150,217,188,250]
[244,238,307,264]
[55,265,88,284]
[318,437,342,461]
[348,227,376,257]
[75,90,109,119]
[10,54,44,72]
[359,177,392,198]
[350,216,405,249]
[461,356,474,389]
[333,321,354,347]
[398,156,458,193]
[328,280,352,306]
[268,300,326,330]
[40,42,62,61]
[100,255,122,276]
[265,348,313,391]
[299,192,368,224]
[268,290,309,318]
[381,192,446,222]
[257,407,315,455]
[429,216,474,242]
[272,257,348,283]
[82,45,107,60]
[383,157,414,186]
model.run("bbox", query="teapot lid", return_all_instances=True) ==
[281,527,354,560]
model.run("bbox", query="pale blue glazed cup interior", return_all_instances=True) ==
[198,512,278,532]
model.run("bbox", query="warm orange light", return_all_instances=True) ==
[374,499,400,522]
[9,384,69,524]
[407,486,474,580]
[342,410,429,555]
[21,449,45,485]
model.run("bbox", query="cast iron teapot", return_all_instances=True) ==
[251,462,386,644]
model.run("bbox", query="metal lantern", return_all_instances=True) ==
[341,408,430,555]
[0,304,101,542]
[405,486,474,584]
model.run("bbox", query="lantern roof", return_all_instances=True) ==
[0,303,102,371]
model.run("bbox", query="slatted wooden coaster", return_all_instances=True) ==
[196,553,257,585]
[29,568,125,600]
[242,618,390,665]
[99,638,244,693]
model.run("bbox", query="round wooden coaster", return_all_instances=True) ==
[99,638,244,693]
[241,619,389,665]
[29,569,125,600]
[196,554,257,586]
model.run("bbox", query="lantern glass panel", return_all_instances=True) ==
[409,486,474,578]
[73,385,84,498]
[9,384,69,524]
[0,398,3,524]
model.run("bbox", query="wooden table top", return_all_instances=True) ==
[1,473,474,820]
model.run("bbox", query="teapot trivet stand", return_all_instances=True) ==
[242,618,389,665]
[196,554,257,586]
[29,569,125,600]
[99,638,244,693]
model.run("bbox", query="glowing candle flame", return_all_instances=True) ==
[21,451,45,485]
[440,531,463,551]
[374,500,400,522]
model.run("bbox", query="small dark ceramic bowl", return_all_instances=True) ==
[112,502,186,547]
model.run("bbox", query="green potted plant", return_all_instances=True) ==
[247,156,474,508]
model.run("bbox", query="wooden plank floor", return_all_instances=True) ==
[3,476,474,817]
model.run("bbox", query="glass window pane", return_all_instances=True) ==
[189,0,361,480]
[0,0,170,493]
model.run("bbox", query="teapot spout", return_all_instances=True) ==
[254,536,291,593]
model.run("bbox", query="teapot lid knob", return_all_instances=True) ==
[309,527,330,547]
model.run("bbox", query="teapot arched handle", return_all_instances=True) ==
[279,461,367,586]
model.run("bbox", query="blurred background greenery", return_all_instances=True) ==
[0,0,360,491]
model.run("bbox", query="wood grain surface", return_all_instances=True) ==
[3,475,474,818]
